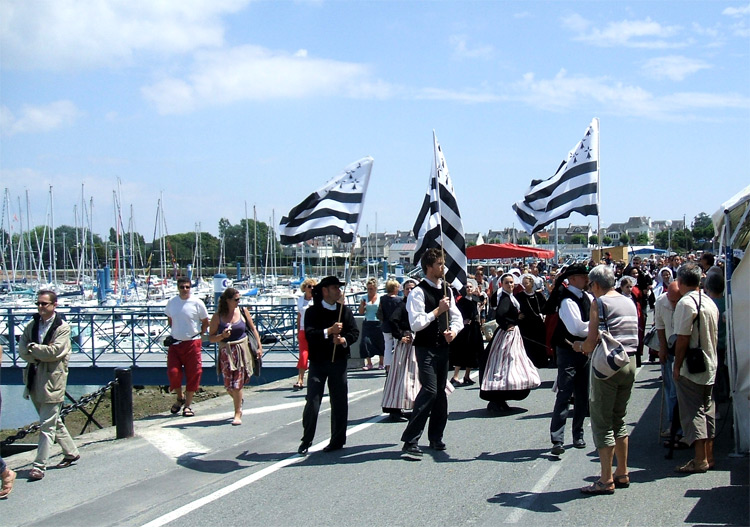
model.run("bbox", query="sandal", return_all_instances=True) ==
[182,406,195,417]
[580,479,615,495]
[675,459,709,474]
[54,455,80,469]
[170,397,186,414]
[614,474,630,488]
[0,468,16,499]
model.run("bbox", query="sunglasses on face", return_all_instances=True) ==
[232,297,240,301]
[179,285,191,290]
[35,301,52,307]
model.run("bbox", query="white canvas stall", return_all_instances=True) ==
[713,185,750,454]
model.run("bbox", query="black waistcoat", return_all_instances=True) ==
[412,280,449,348]
[552,288,591,350]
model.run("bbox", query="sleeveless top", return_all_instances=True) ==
[598,294,639,355]
[363,297,380,321]
[218,312,247,341]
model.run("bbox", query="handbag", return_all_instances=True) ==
[591,297,630,380]
[240,307,262,377]
[644,325,660,351]
[685,294,707,374]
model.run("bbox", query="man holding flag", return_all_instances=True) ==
[400,248,463,460]
[401,133,466,460]
[279,156,373,455]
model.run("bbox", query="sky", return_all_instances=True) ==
[1,0,749,243]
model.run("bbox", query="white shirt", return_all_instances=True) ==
[558,285,591,338]
[297,295,313,328]
[37,315,55,342]
[165,295,209,340]
[405,277,464,335]
[321,299,347,347]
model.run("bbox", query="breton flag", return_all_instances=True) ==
[513,118,599,234]
[412,132,468,291]
[279,157,373,244]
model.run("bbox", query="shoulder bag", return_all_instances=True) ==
[240,307,262,377]
[685,293,707,375]
[591,297,630,380]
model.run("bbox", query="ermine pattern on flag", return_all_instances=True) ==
[279,157,373,244]
[513,119,599,235]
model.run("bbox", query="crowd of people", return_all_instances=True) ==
[1,247,727,499]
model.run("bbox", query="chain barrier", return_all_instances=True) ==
[1,379,118,447]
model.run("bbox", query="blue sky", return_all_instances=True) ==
[2,1,749,242]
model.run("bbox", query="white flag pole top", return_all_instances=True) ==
[595,117,601,254]
[513,118,599,236]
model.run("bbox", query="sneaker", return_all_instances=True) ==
[401,443,423,460]
[551,442,565,456]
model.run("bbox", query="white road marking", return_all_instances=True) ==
[139,428,209,460]
[503,463,563,524]
[140,412,388,527]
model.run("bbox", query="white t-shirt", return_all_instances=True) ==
[297,295,313,330]
[165,295,209,340]
[673,290,719,385]
[654,293,676,337]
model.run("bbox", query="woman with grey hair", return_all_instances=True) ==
[575,265,639,494]
[515,273,548,368]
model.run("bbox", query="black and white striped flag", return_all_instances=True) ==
[412,132,467,291]
[279,157,373,244]
[513,118,599,234]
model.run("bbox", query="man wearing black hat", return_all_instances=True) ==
[298,276,359,455]
[549,264,592,456]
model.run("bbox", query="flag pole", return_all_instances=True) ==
[432,130,451,328]
[595,117,601,259]
[332,159,375,361]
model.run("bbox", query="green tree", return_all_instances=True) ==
[602,236,613,245]
[589,235,598,246]
[691,212,714,248]
[636,233,649,245]
[517,237,530,245]
[570,234,586,245]
[619,233,629,246]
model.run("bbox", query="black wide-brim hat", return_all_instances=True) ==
[558,263,589,281]
[317,276,344,289]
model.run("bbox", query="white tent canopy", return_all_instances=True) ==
[712,184,750,455]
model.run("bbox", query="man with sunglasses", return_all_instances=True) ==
[165,277,209,417]
[18,290,80,480]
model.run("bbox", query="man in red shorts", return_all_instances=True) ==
[165,277,209,417]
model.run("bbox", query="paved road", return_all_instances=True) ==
[3,363,748,527]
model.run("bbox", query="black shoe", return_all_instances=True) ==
[323,443,344,452]
[462,378,475,385]
[429,440,446,451]
[573,438,586,449]
[401,443,423,460]
[298,441,311,456]
[389,412,409,422]
[449,378,463,388]
[551,442,565,456]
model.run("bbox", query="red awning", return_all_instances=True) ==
[466,243,554,260]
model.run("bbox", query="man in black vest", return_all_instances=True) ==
[549,264,592,456]
[401,248,464,460]
[298,276,359,455]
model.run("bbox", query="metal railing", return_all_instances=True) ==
[1,304,302,368]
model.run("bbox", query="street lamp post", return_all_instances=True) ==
[665,220,672,254]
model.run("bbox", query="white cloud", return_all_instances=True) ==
[141,45,396,114]
[1,100,80,136]
[510,69,749,119]
[722,4,750,17]
[0,0,249,70]
[563,15,687,48]
[642,55,712,81]
[449,35,494,60]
